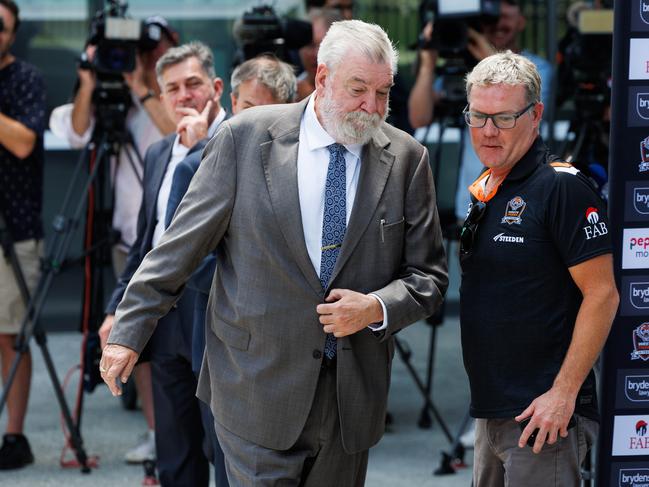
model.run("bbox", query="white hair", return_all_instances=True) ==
[317,19,398,76]
[465,50,541,104]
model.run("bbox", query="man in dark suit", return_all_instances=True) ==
[101,20,448,486]
[98,41,226,486]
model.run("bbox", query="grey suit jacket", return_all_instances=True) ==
[109,97,448,453]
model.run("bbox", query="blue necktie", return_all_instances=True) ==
[320,143,347,360]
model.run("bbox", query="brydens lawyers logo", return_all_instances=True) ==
[619,468,649,487]
[620,467,649,487]
[626,375,649,402]
[612,415,649,455]
[635,188,649,214]
[622,229,649,269]
[583,208,607,240]
[642,0,649,25]
[630,282,649,309]
[632,323,649,361]
[638,93,649,120]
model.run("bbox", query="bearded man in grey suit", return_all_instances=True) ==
[100,20,448,486]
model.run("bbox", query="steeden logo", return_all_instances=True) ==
[492,233,524,244]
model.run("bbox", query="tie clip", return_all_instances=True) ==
[321,243,342,251]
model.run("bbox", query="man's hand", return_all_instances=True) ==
[123,54,148,99]
[177,100,213,148]
[99,344,139,396]
[98,314,114,350]
[515,386,576,454]
[77,44,97,91]
[316,289,384,337]
[467,27,496,61]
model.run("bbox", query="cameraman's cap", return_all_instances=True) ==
[144,15,179,46]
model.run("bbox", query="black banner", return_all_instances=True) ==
[599,1,649,485]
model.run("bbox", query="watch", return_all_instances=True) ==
[139,90,156,104]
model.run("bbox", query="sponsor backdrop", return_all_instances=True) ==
[601,2,649,484]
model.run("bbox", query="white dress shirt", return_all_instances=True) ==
[298,95,387,329]
[152,108,226,248]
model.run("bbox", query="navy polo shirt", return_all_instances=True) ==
[0,59,46,242]
[459,137,612,420]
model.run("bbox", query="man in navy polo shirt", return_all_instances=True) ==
[0,0,46,470]
[459,51,618,486]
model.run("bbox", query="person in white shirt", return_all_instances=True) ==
[48,17,178,465]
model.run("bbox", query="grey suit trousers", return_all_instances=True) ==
[214,364,368,487]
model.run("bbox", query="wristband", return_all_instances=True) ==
[139,90,156,104]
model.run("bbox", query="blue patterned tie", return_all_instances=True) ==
[320,143,347,360]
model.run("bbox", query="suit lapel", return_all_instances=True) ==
[261,99,323,297]
[329,129,394,286]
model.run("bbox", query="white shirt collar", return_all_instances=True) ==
[303,94,363,160]
[209,107,226,138]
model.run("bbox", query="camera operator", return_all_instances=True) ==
[408,0,553,223]
[0,0,46,470]
[296,8,343,101]
[48,15,179,466]
[305,0,354,20]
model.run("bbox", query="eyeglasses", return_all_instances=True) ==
[463,102,536,129]
[459,201,486,256]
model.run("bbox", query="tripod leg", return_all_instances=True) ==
[418,324,436,429]
[33,330,90,473]
[394,337,454,443]
[0,138,112,473]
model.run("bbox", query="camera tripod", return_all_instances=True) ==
[398,109,474,476]
[0,123,144,473]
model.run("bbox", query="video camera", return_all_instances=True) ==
[420,0,500,59]
[81,0,168,75]
[79,1,169,139]
[233,4,312,65]
[559,8,613,120]
[418,0,500,120]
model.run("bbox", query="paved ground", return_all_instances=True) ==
[0,247,474,486]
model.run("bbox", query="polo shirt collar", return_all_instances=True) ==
[505,136,548,182]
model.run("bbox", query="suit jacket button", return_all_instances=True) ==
[312,350,322,359]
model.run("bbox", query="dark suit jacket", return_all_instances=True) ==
[106,135,207,314]
[109,98,449,454]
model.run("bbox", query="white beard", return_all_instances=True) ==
[319,84,388,146]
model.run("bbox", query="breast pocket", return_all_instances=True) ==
[380,217,405,243]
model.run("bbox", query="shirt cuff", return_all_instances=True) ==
[367,293,388,331]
